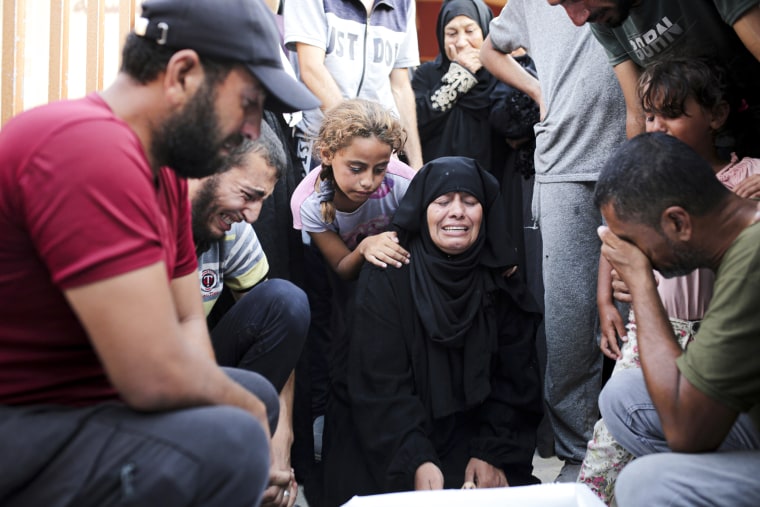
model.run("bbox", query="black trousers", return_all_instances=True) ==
[210,278,309,392]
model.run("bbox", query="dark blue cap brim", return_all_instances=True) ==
[249,63,320,114]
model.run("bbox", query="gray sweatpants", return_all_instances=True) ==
[536,181,603,463]
[0,367,278,507]
[601,368,760,506]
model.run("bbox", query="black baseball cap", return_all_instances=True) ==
[135,0,319,113]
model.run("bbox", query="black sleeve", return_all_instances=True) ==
[488,56,539,140]
[413,61,478,138]
[413,62,450,139]
[348,266,440,491]
[469,289,543,484]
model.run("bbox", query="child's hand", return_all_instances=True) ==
[358,231,411,269]
[598,300,626,361]
[733,174,760,199]
[610,269,632,303]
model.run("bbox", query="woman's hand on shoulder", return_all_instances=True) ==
[463,457,508,488]
[414,462,444,490]
[357,231,410,269]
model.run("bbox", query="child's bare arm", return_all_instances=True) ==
[309,230,362,281]
[598,254,627,360]
[309,230,410,281]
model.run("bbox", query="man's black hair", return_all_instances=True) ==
[593,133,730,228]
[220,122,286,179]
[120,33,236,86]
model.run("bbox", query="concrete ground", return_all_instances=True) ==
[531,452,564,483]
[293,453,564,506]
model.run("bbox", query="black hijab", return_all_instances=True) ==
[393,157,519,418]
[436,0,493,65]
[432,0,495,111]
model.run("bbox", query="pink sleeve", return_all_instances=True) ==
[290,167,321,230]
[657,269,715,321]
[387,157,417,180]
[716,155,760,191]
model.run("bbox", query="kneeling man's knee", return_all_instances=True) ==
[199,406,270,504]
[599,369,646,435]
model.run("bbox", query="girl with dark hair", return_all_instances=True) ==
[638,56,760,194]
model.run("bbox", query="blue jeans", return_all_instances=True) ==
[0,368,277,507]
[210,278,309,392]
[600,368,760,506]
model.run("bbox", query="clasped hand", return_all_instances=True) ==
[261,467,296,507]
[414,458,507,491]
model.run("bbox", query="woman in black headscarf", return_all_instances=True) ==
[413,0,504,169]
[330,157,542,499]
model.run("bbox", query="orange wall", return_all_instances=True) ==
[417,0,506,62]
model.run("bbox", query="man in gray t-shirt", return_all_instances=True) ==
[481,0,626,481]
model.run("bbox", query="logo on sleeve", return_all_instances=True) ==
[200,269,218,293]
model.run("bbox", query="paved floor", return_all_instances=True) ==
[531,453,564,484]
[294,453,564,506]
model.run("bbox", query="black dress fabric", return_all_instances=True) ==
[412,0,505,170]
[486,53,540,269]
[322,158,542,504]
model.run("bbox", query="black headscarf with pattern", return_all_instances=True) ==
[432,0,495,112]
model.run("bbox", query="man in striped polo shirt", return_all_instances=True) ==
[189,122,309,506]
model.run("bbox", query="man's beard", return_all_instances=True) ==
[655,237,704,279]
[588,0,636,28]
[151,81,243,179]
[191,176,222,255]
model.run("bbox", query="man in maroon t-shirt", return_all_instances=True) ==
[0,0,318,505]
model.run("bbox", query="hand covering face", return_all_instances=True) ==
[436,0,493,67]
[431,0,496,113]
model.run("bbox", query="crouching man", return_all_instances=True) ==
[0,0,318,504]
[594,133,760,507]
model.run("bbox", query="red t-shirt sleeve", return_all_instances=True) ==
[19,118,166,289]
[158,166,199,279]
